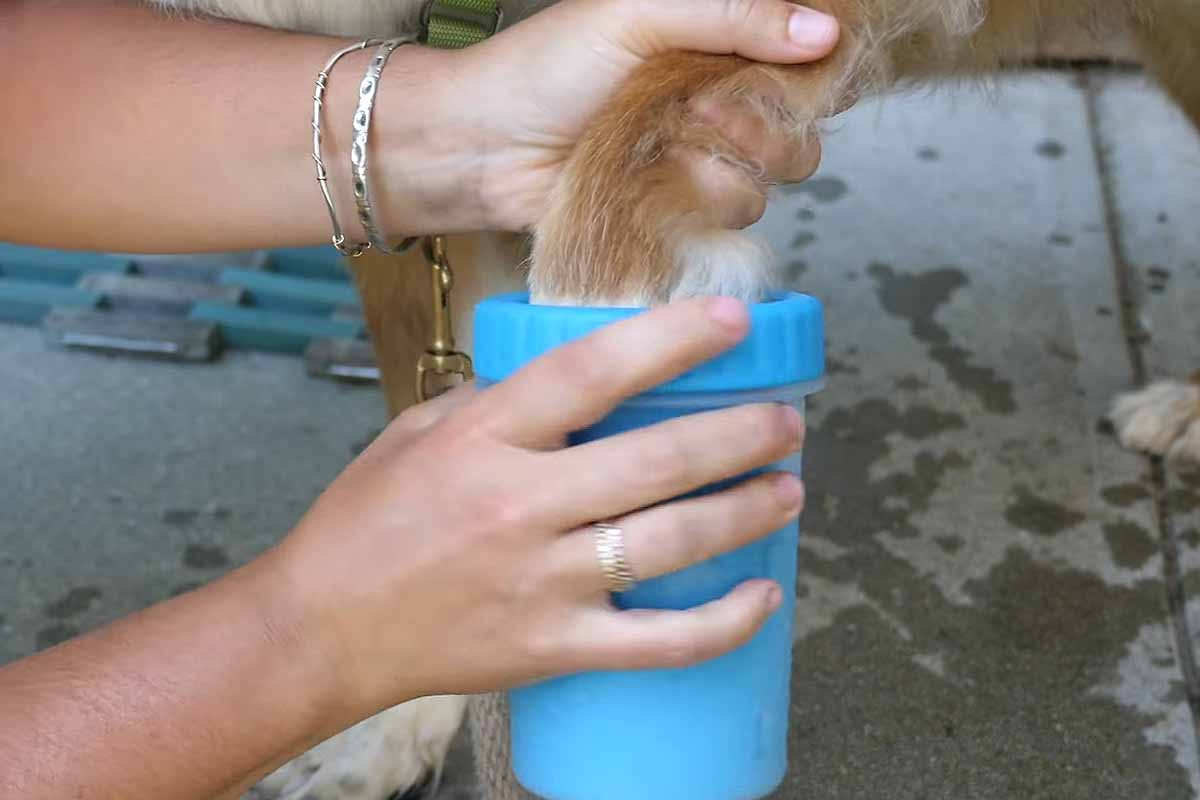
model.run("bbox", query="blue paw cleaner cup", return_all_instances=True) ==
[472,292,825,800]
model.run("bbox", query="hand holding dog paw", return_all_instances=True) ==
[267,297,805,719]
[439,0,840,232]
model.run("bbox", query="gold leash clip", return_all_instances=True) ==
[415,235,474,402]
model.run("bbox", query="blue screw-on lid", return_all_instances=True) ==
[473,292,824,393]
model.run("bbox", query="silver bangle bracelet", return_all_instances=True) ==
[312,39,382,258]
[351,36,420,256]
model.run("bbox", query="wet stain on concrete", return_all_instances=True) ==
[895,375,929,392]
[1037,139,1066,159]
[1146,266,1171,294]
[1170,486,1200,514]
[789,371,1193,796]
[163,509,200,527]
[917,146,941,162]
[44,586,101,619]
[868,263,1017,414]
[812,398,968,542]
[1101,482,1151,508]
[1004,486,1086,536]
[1103,519,1158,570]
[1044,338,1081,364]
[785,176,849,203]
[826,356,860,376]
[786,545,1189,799]
[183,544,231,570]
[784,260,809,283]
[791,231,817,250]
[934,535,964,554]
[36,623,79,650]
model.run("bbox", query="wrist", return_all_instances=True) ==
[238,544,371,740]
[360,44,493,237]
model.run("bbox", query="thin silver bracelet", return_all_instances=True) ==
[312,39,383,258]
[351,36,420,256]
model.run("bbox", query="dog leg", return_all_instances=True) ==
[245,697,466,800]
[529,0,867,306]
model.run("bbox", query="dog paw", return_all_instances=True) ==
[246,695,467,800]
[1109,379,1200,462]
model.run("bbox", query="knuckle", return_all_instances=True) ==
[746,404,795,455]
[472,488,531,534]
[722,0,761,26]
[521,625,564,666]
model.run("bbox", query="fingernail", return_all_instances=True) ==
[774,474,804,509]
[708,297,748,333]
[788,7,838,50]
[764,584,783,612]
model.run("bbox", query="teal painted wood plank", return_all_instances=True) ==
[0,244,134,285]
[265,247,351,282]
[0,280,106,325]
[189,302,364,354]
[217,268,360,316]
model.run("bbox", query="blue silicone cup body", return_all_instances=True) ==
[473,293,825,800]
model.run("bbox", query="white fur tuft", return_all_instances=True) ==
[668,230,778,302]
[246,695,467,800]
[1109,381,1200,459]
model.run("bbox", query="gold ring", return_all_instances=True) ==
[592,522,637,593]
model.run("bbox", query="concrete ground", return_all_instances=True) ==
[2,67,1199,799]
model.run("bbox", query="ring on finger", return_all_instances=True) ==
[591,522,638,593]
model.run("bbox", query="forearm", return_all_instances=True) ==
[0,556,349,799]
[0,1,486,253]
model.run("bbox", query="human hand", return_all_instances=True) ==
[388,0,839,235]
[263,297,805,723]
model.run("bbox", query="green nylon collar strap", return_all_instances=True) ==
[422,0,504,49]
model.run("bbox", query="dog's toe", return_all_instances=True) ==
[246,695,467,800]
[1109,380,1200,459]
[1169,414,1200,463]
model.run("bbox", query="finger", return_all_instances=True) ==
[395,381,480,435]
[563,580,783,672]
[691,98,824,185]
[538,403,804,527]
[470,297,749,448]
[677,150,768,229]
[553,473,804,591]
[625,0,840,63]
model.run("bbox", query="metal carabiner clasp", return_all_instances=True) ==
[415,235,474,402]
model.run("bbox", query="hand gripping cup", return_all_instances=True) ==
[472,293,825,800]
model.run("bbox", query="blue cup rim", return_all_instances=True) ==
[473,292,826,394]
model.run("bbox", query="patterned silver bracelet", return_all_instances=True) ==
[312,39,383,258]
[351,36,420,256]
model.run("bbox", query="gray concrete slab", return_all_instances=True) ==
[752,70,1198,798]
[1093,72,1200,772]
[0,326,385,661]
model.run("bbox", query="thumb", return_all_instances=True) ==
[624,0,840,63]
